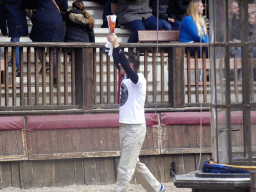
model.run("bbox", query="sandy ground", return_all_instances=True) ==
[0,182,191,192]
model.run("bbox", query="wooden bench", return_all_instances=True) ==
[138,30,180,42]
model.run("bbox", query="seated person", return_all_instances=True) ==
[229,0,241,58]
[116,0,168,43]
[179,0,209,57]
[101,0,119,28]
[150,0,181,30]
[174,0,192,21]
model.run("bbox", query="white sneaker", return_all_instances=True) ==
[160,184,165,192]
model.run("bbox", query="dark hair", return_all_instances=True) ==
[125,52,140,71]
[72,0,84,10]
[72,0,94,28]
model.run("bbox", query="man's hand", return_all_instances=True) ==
[168,18,175,23]
[108,33,119,48]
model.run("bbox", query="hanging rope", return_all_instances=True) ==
[154,0,160,113]
[197,13,210,171]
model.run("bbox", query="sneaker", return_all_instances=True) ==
[160,184,165,192]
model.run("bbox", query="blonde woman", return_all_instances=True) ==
[179,0,208,43]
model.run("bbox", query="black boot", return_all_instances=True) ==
[101,22,108,28]
[53,78,57,87]
[16,68,20,77]
[39,63,50,74]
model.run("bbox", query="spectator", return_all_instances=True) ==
[116,0,167,43]
[229,0,240,42]
[249,12,256,41]
[101,0,119,28]
[63,0,95,43]
[239,12,256,81]
[179,0,209,57]
[229,0,241,58]
[174,0,192,21]
[0,0,29,77]
[150,0,181,30]
[25,0,68,86]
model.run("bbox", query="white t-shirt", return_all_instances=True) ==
[119,73,146,124]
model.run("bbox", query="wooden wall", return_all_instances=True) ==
[0,122,212,189]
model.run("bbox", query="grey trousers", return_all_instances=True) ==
[116,123,161,192]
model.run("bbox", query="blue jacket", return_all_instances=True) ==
[25,0,68,42]
[179,16,209,43]
[0,0,28,37]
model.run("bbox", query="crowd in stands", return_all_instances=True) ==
[101,0,194,43]
[0,0,209,50]
[0,0,95,85]
[3,0,256,80]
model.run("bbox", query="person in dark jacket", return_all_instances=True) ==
[101,0,119,28]
[150,0,181,30]
[174,0,192,21]
[25,0,68,86]
[0,0,28,77]
[64,0,95,43]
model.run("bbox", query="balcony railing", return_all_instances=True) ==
[0,42,211,114]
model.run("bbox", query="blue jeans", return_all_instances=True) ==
[11,37,20,68]
[230,47,256,58]
[124,16,165,43]
[0,48,3,57]
[161,20,172,30]
[230,47,241,58]
[38,47,57,78]
[186,47,209,58]
[161,20,181,30]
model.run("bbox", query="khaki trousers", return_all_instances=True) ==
[116,123,161,192]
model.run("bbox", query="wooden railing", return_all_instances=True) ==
[0,42,212,114]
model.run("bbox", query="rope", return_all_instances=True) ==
[197,18,211,170]
[154,0,160,113]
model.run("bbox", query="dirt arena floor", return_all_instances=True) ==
[0,182,191,192]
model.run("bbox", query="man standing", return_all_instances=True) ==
[108,33,165,192]
[0,0,28,77]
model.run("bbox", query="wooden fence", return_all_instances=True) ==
[0,112,212,189]
[0,42,213,114]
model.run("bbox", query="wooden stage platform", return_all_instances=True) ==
[0,112,214,189]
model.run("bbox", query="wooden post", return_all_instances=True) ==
[168,47,185,108]
[75,48,94,110]
[251,171,256,192]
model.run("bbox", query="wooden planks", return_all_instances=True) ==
[138,30,180,42]
[162,125,212,154]
[0,130,27,161]
[0,154,215,188]
[0,113,217,189]
[18,158,116,188]
[27,126,159,160]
